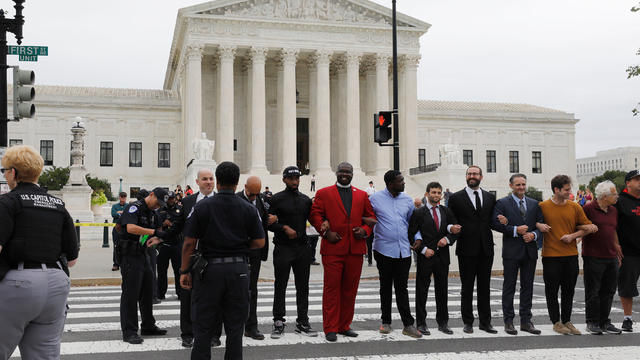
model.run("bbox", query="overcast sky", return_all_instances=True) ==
[11,0,640,158]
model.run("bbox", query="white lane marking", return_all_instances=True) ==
[292,346,640,360]
[63,307,605,331]
[13,325,625,358]
[66,298,558,319]
[66,292,504,309]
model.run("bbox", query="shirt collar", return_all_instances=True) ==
[511,193,525,203]
[426,201,438,210]
[465,186,482,197]
[336,182,351,189]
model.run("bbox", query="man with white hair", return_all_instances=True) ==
[581,180,622,335]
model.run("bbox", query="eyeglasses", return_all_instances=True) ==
[466,172,482,176]
[0,168,10,174]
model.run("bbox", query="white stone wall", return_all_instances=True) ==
[415,101,579,200]
[7,86,182,196]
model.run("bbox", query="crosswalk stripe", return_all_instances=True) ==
[293,346,640,360]
[11,324,625,358]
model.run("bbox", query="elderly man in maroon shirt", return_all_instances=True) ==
[581,180,623,335]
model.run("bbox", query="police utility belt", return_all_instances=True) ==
[207,256,247,264]
[10,261,61,270]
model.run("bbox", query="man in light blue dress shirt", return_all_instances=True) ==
[369,170,422,338]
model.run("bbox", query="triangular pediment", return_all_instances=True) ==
[180,0,429,29]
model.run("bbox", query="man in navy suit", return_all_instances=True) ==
[492,173,543,335]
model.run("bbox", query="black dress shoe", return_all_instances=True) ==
[417,325,431,335]
[479,324,498,334]
[181,337,193,348]
[504,323,517,335]
[338,329,358,337]
[325,332,337,342]
[141,326,167,336]
[123,333,144,344]
[463,324,473,334]
[520,322,541,335]
[438,324,453,335]
[211,337,221,347]
[244,328,265,340]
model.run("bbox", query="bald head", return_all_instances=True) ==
[244,176,262,202]
[195,168,215,195]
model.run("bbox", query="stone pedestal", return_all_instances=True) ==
[62,184,94,222]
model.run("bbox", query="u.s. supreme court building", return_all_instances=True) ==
[7,0,578,198]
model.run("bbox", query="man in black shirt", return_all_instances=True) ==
[181,162,265,360]
[268,166,317,338]
[118,187,169,344]
[155,193,184,300]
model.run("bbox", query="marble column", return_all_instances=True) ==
[277,48,299,171]
[375,54,391,174]
[217,45,236,163]
[399,54,420,172]
[309,50,332,174]
[248,47,268,174]
[184,43,203,161]
[345,52,362,173]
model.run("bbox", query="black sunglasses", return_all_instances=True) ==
[0,168,9,174]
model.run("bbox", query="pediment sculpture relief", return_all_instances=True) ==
[199,0,413,26]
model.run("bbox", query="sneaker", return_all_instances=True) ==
[402,325,422,338]
[622,318,633,332]
[602,322,622,335]
[379,323,392,334]
[294,322,318,337]
[553,321,571,335]
[564,322,581,335]
[586,322,603,335]
[271,320,285,339]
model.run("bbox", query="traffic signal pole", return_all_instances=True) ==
[0,1,25,149]
[391,0,399,171]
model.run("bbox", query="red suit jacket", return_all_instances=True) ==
[309,185,376,256]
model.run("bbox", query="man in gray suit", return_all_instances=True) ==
[492,173,543,335]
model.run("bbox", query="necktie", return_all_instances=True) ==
[474,191,482,212]
[432,206,440,232]
[519,199,526,218]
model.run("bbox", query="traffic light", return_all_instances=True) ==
[12,67,35,120]
[374,111,393,144]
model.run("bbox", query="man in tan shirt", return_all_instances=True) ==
[539,175,597,335]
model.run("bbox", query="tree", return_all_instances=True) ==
[525,186,543,201]
[38,166,70,191]
[629,3,640,116]
[587,170,626,194]
[85,174,115,201]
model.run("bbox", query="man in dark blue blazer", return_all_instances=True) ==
[492,173,543,335]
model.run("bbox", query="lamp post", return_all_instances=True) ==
[119,176,123,194]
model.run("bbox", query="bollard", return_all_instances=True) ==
[102,219,110,248]
[75,219,80,245]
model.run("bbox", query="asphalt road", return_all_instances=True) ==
[11,275,640,359]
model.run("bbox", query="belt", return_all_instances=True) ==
[11,261,60,270]
[207,256,247,264]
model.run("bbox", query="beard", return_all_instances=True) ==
[466,178,481,188]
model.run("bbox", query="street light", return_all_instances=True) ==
[119,176,123,194]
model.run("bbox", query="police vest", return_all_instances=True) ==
[4,186,68,264]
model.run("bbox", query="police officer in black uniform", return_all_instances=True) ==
[156,192,185,300]
[118,187,169,344]
[0,145,79,359]
[268,165,317,338]
[180,162,265,360]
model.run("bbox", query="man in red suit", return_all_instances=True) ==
[309,162,376,342]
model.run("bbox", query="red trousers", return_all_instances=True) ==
[322,254,363,334]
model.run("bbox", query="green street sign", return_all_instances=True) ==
[7,45,48,57]
[19,54,38,61]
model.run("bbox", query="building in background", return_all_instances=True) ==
[577,147,640,185]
